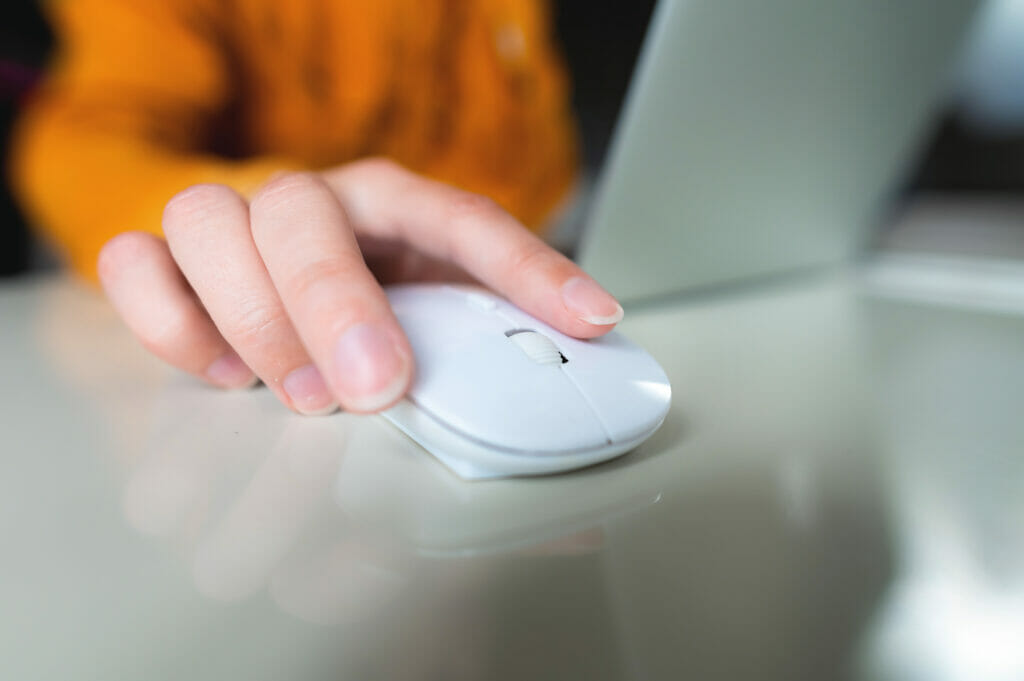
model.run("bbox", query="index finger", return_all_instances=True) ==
[322,160,623,339]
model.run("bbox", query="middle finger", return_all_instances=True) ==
[248,172,414,414]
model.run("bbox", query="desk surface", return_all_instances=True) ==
[2,269,1023,681]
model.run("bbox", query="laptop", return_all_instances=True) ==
[576,0,981,303]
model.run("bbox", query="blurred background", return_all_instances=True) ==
[4,0,1023,279]
[0,2,50,276]
[2,4,1024,679]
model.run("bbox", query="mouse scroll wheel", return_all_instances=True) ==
[505,329,568,365]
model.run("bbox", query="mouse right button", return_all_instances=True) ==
[558,331,672,444]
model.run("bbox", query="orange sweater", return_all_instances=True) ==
[12,0,578,280]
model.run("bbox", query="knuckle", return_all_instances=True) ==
[349,156,402,180]
[163,184,238,235]
[218,297,289,345]
[284,258,354,300]
[445,192,502,227]
[507,241,555,277]
[284,261,381,331]
[250,171,325,216]
[443,193,509,264]
[326,158,410,220]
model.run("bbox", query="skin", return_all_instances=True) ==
[97,158,624,416]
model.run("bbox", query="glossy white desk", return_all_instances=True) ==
[2,267,1023,681]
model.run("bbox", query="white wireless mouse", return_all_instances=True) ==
[381,284,672,480]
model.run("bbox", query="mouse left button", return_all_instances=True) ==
[464,290,498,312]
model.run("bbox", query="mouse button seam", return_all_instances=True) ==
[559,371,615,446]
[493,308,520,329]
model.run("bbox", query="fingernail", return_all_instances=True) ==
[333,322,410,412]
[283,364,337,416]
[561,276,624,325]
[206,351,257,389]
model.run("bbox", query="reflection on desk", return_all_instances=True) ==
[122,378,665,622]
[1,271,1022,680]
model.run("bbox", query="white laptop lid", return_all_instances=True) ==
[576,0,980,302]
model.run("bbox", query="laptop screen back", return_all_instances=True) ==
[577,0,980,302]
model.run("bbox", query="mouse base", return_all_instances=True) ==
[381,401,655,480]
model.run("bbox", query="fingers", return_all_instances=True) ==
[97,231,256,389]
[324,159,623,339]
[105,160,615,419]
[106,177,413,415]
[162,184,336,415]
[249,173,413,413]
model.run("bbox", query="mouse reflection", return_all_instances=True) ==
[117,376,663,626]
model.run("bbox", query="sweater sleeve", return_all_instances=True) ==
[10,0,300,281]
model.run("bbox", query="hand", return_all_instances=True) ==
[98,159,624,415]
